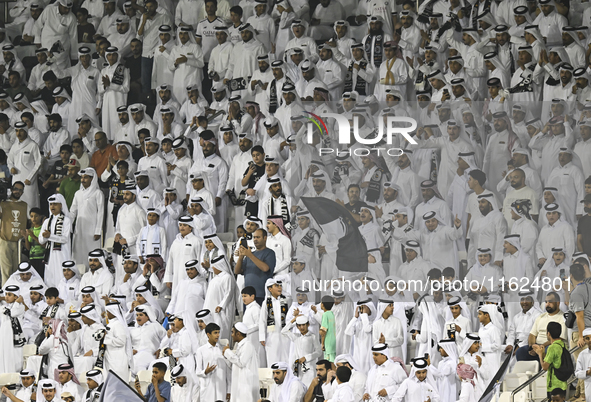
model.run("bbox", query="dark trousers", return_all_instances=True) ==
[141,57,153,95]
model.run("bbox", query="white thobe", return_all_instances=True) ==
[483,130,519,198]
[138,154,169,194]
[38,214,72,288]
[204,271,235,340]
[281,322,323,387]
[98,62,130,139]
[167,276,205,316]
[115,202,146,256]
[478,322,504,374]
[67,63,101,126]
[468,210,507,263]
[547,162,585,223]
[7,138,42,210]
[243,301,265,365]
[535,220,576,262]
[224,339,260,402]
[344,314,373,374]
[195,342,230,402]
[413,197,452,233]
[416,135,473,197]
[266,232,292,276]
[35,4,78,60]
[391,377,440,402]
[259,295,290,365]
[168,41,204,104]
[103,317,130,381]
[506,307,539,349]
[575,348,591,399]
[511,218,539,256]
[70,185,104,266]
[79,267,114,298]
[131,321,166,372]
[152,40,175,89]
[365,360,407,402]
[163,232,201,290]
[371,315,404,359]
[574,138,591,178]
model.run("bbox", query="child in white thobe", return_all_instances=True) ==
[575,328,591,400]
[223,323,260,402]
[195,323,230,402]
[281,315,323,387]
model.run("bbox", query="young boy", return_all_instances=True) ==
[533,322,568,395]
[241,286,264,365]
[194,323,230,402]
[259,278,290,364]
[1,285,25,372]
[23,207,45,276]
[22,284,47,341]
[43,145,72,193]
[160,137,175,164]
[137,208,168,262]
[70,138,90,169]
[58,159,81,209]
[390,358,440,402]
[107,159,129,226]
[76,8,96,43]
[320,295,337,362]
[134,361,171,402]
[57,261,81,310]
[39,287,68,324]
[281,314,323,387]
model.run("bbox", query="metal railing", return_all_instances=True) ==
[510,345,581,402]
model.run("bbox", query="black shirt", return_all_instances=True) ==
[345,200,369,226]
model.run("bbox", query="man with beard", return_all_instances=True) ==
[562,27,585,68]
[179,85,208,123]
[414,180,452,233]
[269,362,307,402]
[7,123,41,212]
[66,47,101,127]
[79,249,114,297]
[316,44,344,103]
[123,39,143,104]
[468,194,507,267]
[362,16,391,69]
[309,0,346,41]
[70,168,104,266]
[98,47,130,138]
[114,187,147,280]
[224,23,266,99]
[343,43,376,99]
[296,60,326,102]
[248,54,273,107]
[394,11,421,60]
[0,180,28,283]
[516,292,566,361]
[337,183,369,226]
[572,68,591,111]
[259,179,294,229]
[43,114,70,167]
[225,132,254,218]
[109,16,136,59]
[265,60,294,116]
[138,137,169,193]
[112,106,138,144]
[275,83,304,138]
[501,168,540,227]
[304,360,334,402]
[551,63,575,101]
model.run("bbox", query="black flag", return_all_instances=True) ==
[478,346,516,402]
[301,197,368,273]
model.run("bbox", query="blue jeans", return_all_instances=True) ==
[141,56,153,94]
[515,344,548,361]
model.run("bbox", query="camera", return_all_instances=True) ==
[446,323,456,340]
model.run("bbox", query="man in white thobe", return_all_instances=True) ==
[70,168,104,267]
[223,323,260,402]
[7,122,42,210]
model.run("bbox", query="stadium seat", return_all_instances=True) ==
[0,373,20,386]
[511,361,539,375]
[22,344,37,368]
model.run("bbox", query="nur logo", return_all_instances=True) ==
[303,112,418,145]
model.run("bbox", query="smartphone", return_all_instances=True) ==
[560,269,565,280]
[240,238,248,249]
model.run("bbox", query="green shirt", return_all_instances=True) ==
[321,310,336,355]
[28,226,44,260]
[544,339,568,390]
[59,177,81,208]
